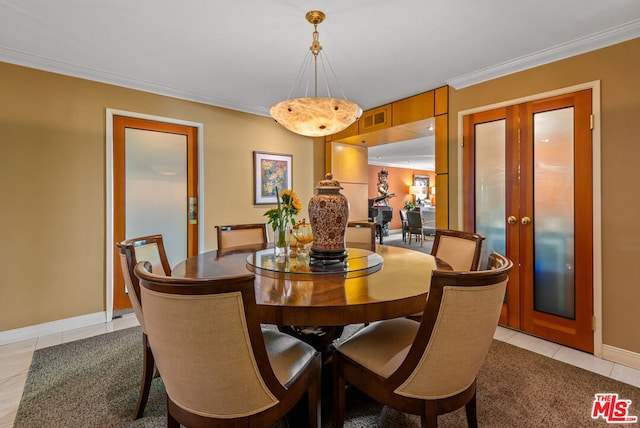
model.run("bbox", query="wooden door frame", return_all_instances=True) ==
[456,81,603,357]
[105,108,204,322]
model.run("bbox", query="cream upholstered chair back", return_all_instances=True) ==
[116,234,171,332]
[430,229,484,271]
[333,252,512,427]
[216,223,268,250]
[140,276,278,417]
[134,262,321,427]
[345,221,377,251]
[394,253,511,399]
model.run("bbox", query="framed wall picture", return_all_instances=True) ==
[413,174,430,189]
[253,151,293,205]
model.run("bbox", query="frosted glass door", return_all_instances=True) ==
[463,89,593,352]
[532,108,575,319]
[474,120,506,266]
[125,128,187,268]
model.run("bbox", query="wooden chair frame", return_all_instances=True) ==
[116,234,171,419]
[334,253,513,428]
[431,229,485,271]
[134,262,322,428]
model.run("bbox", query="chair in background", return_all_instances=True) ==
[406,210,427,246]
[420,206,436,236]
[215,223,268,251]
[431,229,485,271]
[333,253,513,428]
[399,210,409,243]
[134,262,322,428]
[368,205,393,244]
[346,221,377,251]
[116,234,171,419]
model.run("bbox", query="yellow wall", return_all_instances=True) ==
[448,37,640,353]
[0,62,313,331]
[326,141,369,221]
[2,37,640,356]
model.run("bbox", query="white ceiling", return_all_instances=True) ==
[368,136,436,171]
[368,118,436,171]
[1,1,639,168]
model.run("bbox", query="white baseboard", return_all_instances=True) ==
[0,312,107,346]
[3,312,640,372]
[602,344,640,371]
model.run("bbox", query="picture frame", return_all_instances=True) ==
[413,174,430,189]
[253,151,293,205]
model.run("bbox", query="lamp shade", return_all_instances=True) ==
[270,97,362,137]
[409,186,421,195]
[270,10,361,138]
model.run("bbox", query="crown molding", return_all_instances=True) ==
[0,46,270,117]
[2,19,638,110]
[446,19,640,89]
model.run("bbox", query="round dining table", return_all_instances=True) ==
[172,244,445,327]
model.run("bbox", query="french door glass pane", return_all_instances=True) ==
[125,128,187,268]
[474,120,506,267]
[533,107,575,319]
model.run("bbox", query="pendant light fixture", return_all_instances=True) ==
[270,10,362,138]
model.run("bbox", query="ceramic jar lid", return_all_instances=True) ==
[316,173,343,190]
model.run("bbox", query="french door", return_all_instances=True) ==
[463,89,593,352]
[112,116,199,311]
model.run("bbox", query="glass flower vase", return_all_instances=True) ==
[274,225,290,259]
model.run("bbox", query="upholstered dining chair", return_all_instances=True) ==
[333,253,513,428]
[407,229,485,322]
[346,221,377,251]
[431,229,485,271]
[215,223,268,251]
[134,262,322,428]
[399,209,409,243]
[406,210,427,246]
[116,234,171,419]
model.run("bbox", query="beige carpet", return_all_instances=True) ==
[381,231,434,254]
[14,326,640,427]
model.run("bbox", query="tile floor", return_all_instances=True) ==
[0,314,140,428]
[1,316,639,428]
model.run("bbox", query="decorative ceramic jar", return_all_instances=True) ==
[308,173,349,262]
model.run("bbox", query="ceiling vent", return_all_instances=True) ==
[360,105,390,132]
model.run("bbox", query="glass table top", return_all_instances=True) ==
[246,247,383,277]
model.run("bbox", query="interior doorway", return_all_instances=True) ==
[462,89,594,352]
[106,110,203,318]
[366,119,436,233]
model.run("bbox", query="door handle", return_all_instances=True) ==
[521,216,531,225]
[507,216,517,225]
